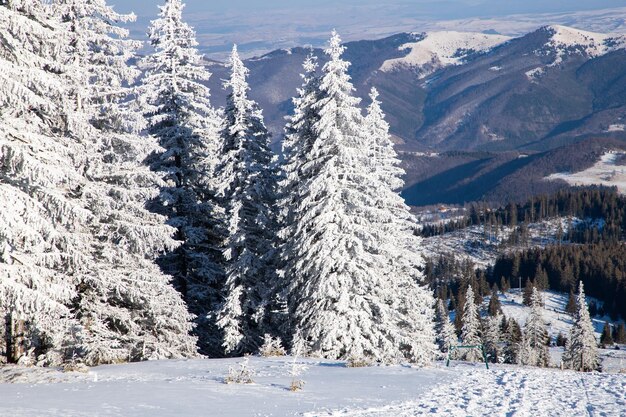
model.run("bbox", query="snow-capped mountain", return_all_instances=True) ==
[540,25,626,63]
[380,31,511,78]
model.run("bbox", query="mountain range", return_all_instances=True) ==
[205,25,626,206]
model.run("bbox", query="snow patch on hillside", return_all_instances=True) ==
[546,151,626,194]
[380,31,510,77]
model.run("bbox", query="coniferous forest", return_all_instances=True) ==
[0,0,435,366]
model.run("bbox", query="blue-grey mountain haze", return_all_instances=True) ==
[113,0,626,59]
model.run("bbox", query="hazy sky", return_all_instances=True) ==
[112,0,626,59]
[113,0,626,19]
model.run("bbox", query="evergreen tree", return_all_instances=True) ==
[281,31,435,364]
[565,289,577,315]
[460,285,482,362]
[519,288,549,367]
[140,0,225,355]
[564,282,599,371]
[274,53,321,341]
[363,87,404,190]
[482,314,503,363]
[600,322,614,346]
[503,318,522,364]
[487,286,502,316]
[0,0,87,365]
[216,45,277,355]
[522,279,534,306]
[56,0,198,365]
[435,299,457,355]
[556,332,567,347]
[614,323,626,344]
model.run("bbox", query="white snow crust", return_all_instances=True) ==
[1,356,624,416]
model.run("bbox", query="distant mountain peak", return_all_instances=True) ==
[537,25,626,65]
[380,31,511,77]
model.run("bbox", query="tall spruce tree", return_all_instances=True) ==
[275,53,321,340]
[435,299,457,355]
[487,285,502,316]
[564,282,599,371]
[600,322,613,346]
[140,0,225,355]
[482,314,503,363]
[56,0,198,365]
[503,317,522,364]
[281,31,435,364]
[519,287,549,367]
[0,0,88,365]
[216,45,277,355]
[460,285,482,362]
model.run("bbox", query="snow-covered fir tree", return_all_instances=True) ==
[363,87,404,190]
[0,0,88,365]
[216,45,277,355]
[503,317,522,364]
[275,53,321,340]
[564,282,599,371]
[139,0,225,355]
[460,285,483,362]
[519,288,549,367]
[482,314,503,363]
[281,31,435,365]
[435,299,457,355]
[53,0,199,365]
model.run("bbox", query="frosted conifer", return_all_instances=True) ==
[460,285,482,362]
[482,314,503,363]
[564,282,599,371]
[216,45,277,355]
[519,288,549,367]
[282,31,435,365]
[435,299,457,355]
[0,0,87,365]
[140,0,225,355]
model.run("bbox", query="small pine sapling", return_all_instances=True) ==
[288,336,307,391]
[224,356,254,384]
[259,334,286,357]
[600,322,614,347]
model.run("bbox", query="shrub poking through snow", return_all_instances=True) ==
[289,335,307,391]
[259,335,286,357]
[346,355,372,368]
[224,356,254,384]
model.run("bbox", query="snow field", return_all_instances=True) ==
[317,364,626,417]
[0,357,446,417]
[546,151,626,194]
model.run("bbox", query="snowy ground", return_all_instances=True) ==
[494,289,611,340]
[546,151,626,194]
[422,217,573,268]
[1,358,624,416]
[314,364,626,417]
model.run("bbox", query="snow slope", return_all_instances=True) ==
[380,31,510,77]
[313,364,626,417]
[1,358,623,416]
[493,290,612,340]
[546,151,626,194]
